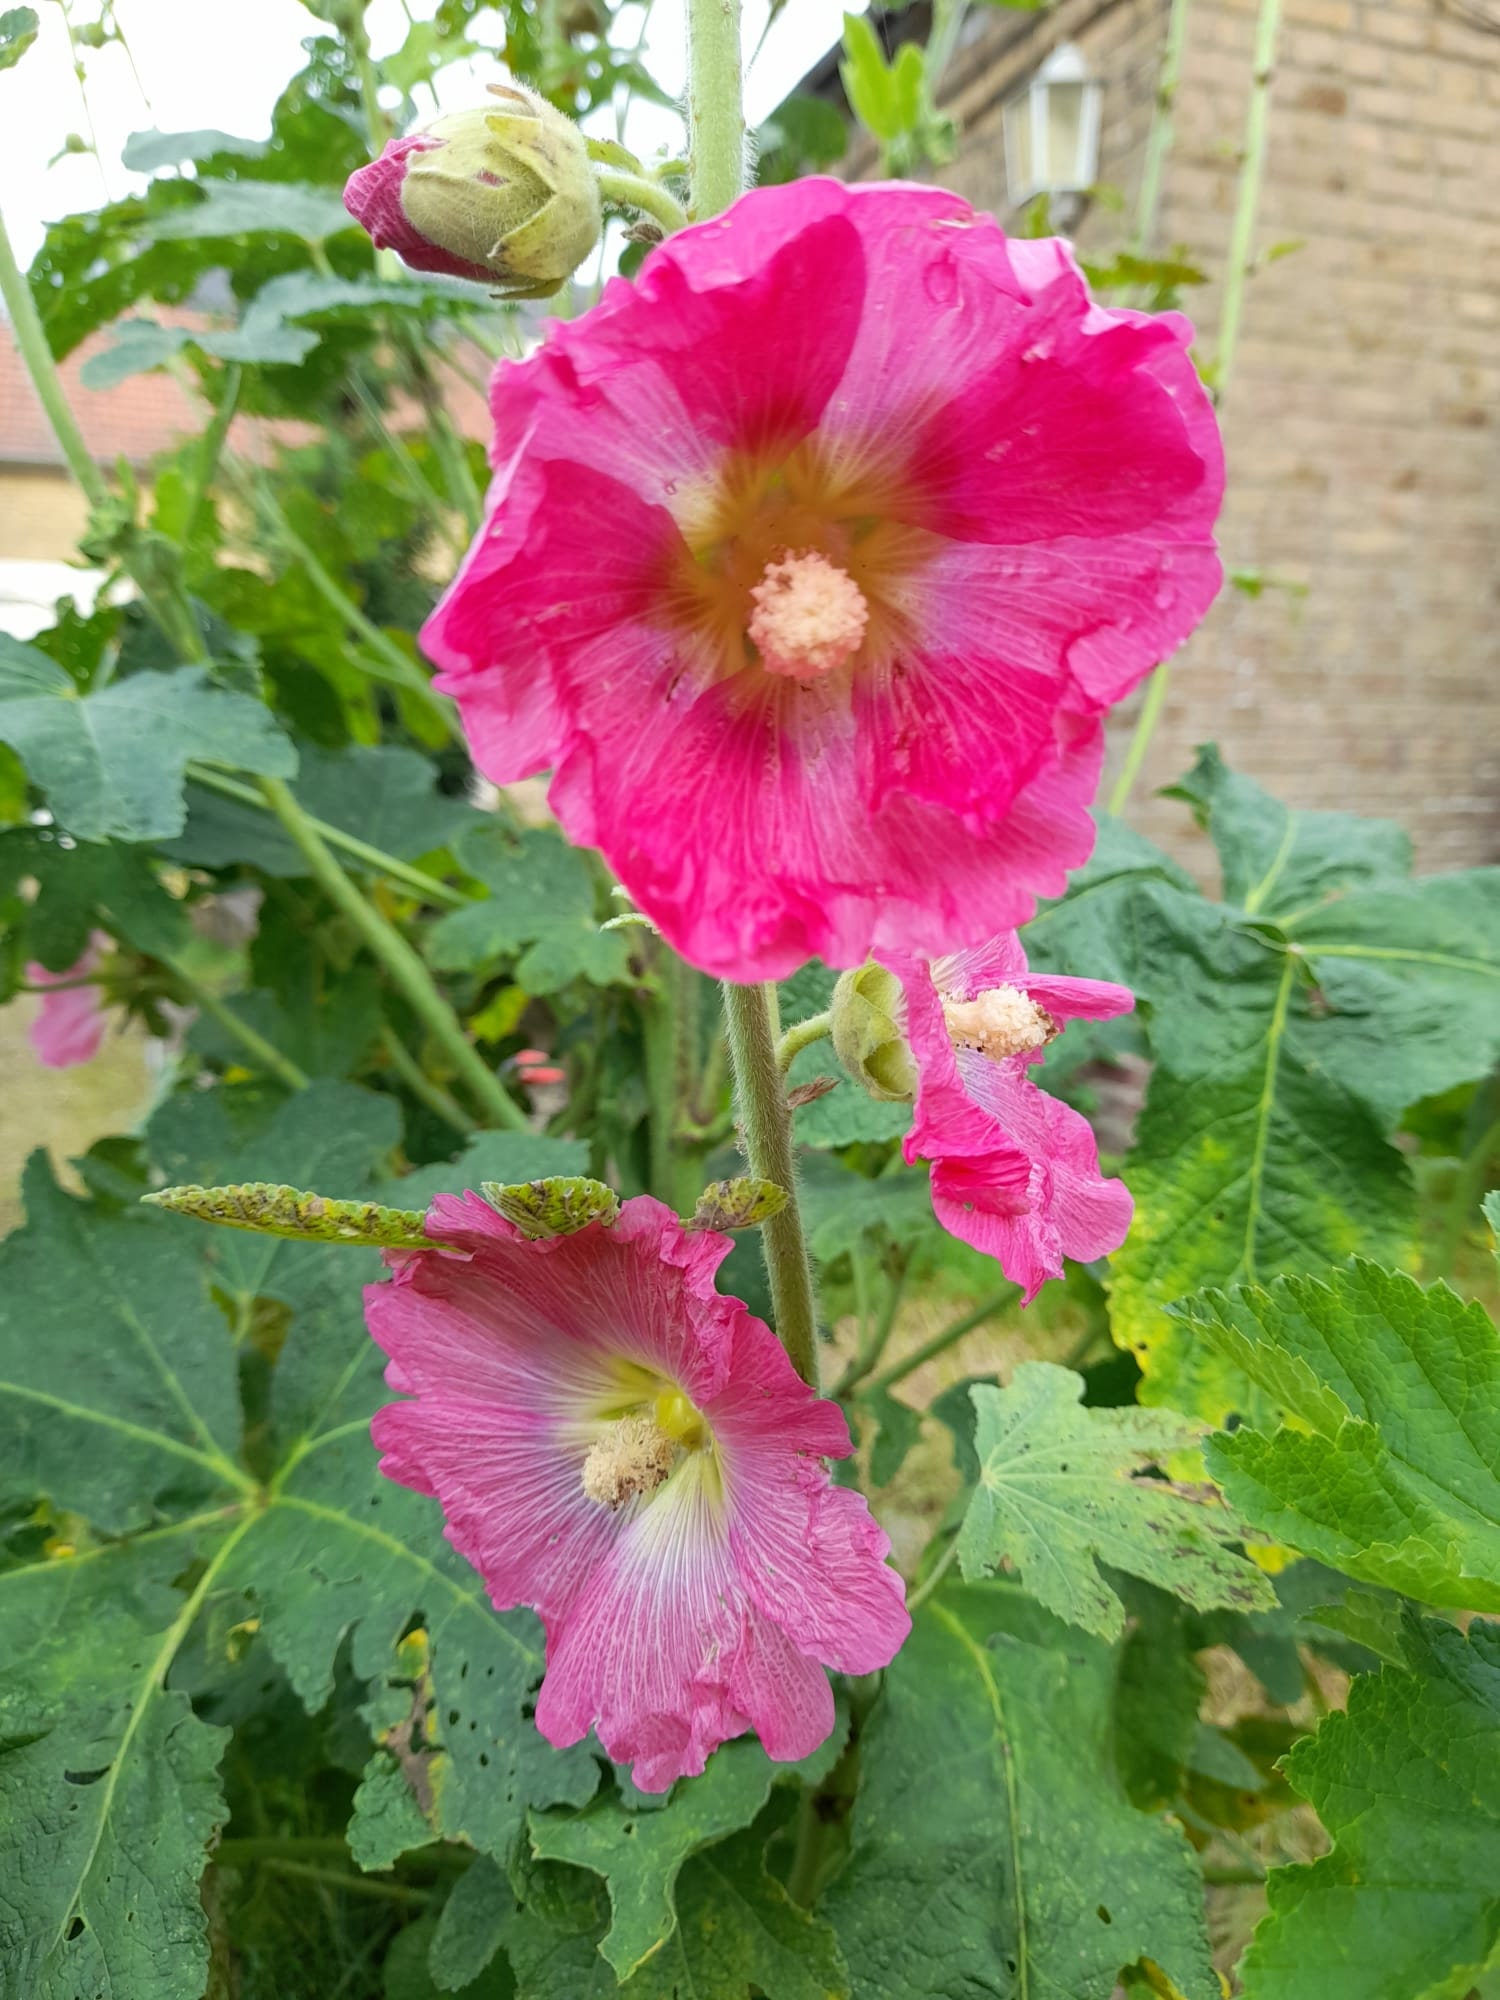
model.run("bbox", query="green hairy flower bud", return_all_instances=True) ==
[343,81,602,299]
[830,962,917,1102]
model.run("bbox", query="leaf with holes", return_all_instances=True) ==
[528,1724,846,1980]
[823,1584,1218,2000]
[956,1364,1274,1639]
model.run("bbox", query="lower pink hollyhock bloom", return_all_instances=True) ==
[25,931,110,1069]
[423,178,1224,981]
[890,934,1135,1302]
[364,1192,909,1791]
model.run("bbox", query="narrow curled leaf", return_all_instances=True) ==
[689,1177,788,1232]
[143,1182,436,1247]
[481,1175,620,1238]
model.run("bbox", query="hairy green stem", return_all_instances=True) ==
[723,983,820,1386]
[0,199,205,663]
[776,1009,832,1074]
[1215,0,1286,394]
[868,1284,1014,1395]
[259,777,530,1131]
[168,960,312,1093]
[1107,655,1173,817]
[186,766,471,911]
[596,167,692,236]
[686,0,745,218]
[381,1025,476,1137]
[1130,0,1192,262]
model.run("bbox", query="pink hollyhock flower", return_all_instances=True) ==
[423,179,1224,980]
[25,931,111,1069]
[364,1191,909,1790]
[890,933,1135,1302]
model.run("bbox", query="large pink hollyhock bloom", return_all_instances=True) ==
[890,933,1135,1302]
[423,179,1225,980]
[25,930,110,1069]
[364,1191,909,1791]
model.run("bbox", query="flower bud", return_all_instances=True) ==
[342,82,602,298]
[830,962,917,1103]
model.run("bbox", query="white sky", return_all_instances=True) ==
[0,0,856,267]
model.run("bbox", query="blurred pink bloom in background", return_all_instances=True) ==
[25,930,111,1070]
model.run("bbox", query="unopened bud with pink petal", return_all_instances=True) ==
[342,82,601,298]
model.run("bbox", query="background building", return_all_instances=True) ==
[820,0,1500,869]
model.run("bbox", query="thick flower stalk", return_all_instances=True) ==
[422,182,1224,980]
[364,1191,909,1790]
[850,934,1136,1299]
[342,81,602,297]
[25,931,111,1069]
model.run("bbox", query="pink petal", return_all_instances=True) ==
[343,135,501,285]
[25,931,110,1070]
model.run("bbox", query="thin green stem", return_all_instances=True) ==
[1107,655,1172,818]
[1130,0,1192,263]
[924,0,970,98]
[1435,1110,1500,1280]
[214,1837,353,1865]
[776,1009,832,1074]
[1201,1863,1266,1886]
[595,168,692,236]
[167,961,311,1092]
[868,1284,1014,1395]
[1214,0,1286,396]
[836,1255,910,1396]
[0,204,107,508]
[258,1859,430,1905]
[405,344,483,536]
[381,1026,476,1138]
[643,960,689,1209]
[345,9,392,152]
[723,982,820,1386]
[905,1534,960,1614]
[258,776,530,1132]
[349,372,466,560]
[685,0,745,218]
[185,766,470,911]
[228,461,456,735]
[182,364,241,554]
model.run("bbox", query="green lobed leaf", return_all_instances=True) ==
[0,642,296,843]
[822,1584,1219,1999]
[528,1726,846,1981]
[0,1155,249,1533]
[956,1363,1275,1639]
[1180,1261,1500,1610]
[430,826,631,992]
[0,1517,245,2000]
[430,1857,516,1991]
[0,6,38,68]
[121,126,271,171]
[1018,757,1499,1422]
[1238,1615,1500,2000]
[145,178,356,244]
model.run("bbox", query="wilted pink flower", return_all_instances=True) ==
[891,933,1135,1301]
[25,931,111,1069]
[364,1192,909,1790]
[424,179,1224,980]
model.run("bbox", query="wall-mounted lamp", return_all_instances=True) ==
[1002,43,1103,220]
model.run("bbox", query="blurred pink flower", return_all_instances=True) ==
[512,1046,567,1089]
[891,933,1135,1302]
[25,931,111,1070]
[364,1192,909,1790]
[424,178,1224,979]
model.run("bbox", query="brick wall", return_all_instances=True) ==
[890,0,1500,873]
